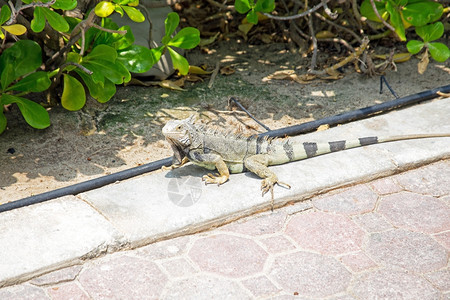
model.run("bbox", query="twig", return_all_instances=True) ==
[307,15,318,71]
[313,11,361,43]
[6,0,56,25]
[322,0,337,19]
[204,0,234,11]
[208,61,220,89]
[369,0,398,38]
[317,37,355,52]
[263,0,329,21]
[228,97,271,131]
[60,62,93,75]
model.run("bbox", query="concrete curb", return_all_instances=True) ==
[1,98,449,288]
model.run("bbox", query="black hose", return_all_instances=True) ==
[1,84,449,213]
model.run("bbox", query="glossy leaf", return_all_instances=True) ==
[0,40,42,80]
[31,6,46,33]
[402,1,443,27]
[165,12,179,37]
[416,22,444,43]
[1,64,14,91]
[246,9,258,24]
[149,46,165,67]
[1,94,50,129]
[0,5,11,25]
[122,5,145,22]
[386,1,405,41]
[235,0,251,14]
[428,42,450,62]
[167,27,200,49]
[83,59,130,84]
[85,44,117,63]
[114,5,124,16]
[95,1,116,18]
[62,74,86,111]
[406,40,424,54]
[8,72,51,92]
[112,25,134,50]
[52,0,77,10]
[2,24,27,35]
[255,0,275,13]
[77,70,116,103]
[360,0,388,22]
[117,45,155,73]
[168,47,189,75]
[42,7,69,32]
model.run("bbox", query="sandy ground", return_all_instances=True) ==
[1,40,449,203]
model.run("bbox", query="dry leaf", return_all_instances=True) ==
[373,52,412,63]
[238,23,253,35]
[159,80,186,91]
[316,30,335,39]
[199,32,220,47]
[317,124,330,131]
[265,70,316,84]
[186,74,204,82]
[220,66,235,75]
[189,65,212,75]
[418,49,429,74]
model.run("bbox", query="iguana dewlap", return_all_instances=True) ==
[162,115,450,203]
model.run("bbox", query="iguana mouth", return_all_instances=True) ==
[166,137,188,164]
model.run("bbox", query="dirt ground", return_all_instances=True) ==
[1,39,449,203]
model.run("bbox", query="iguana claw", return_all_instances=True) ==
[261,178,291,211]
[202,173,229,186]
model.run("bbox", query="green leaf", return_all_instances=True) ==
[122,5,145,22]
[386,1,405,41]
[168,47,189,75]
[42,7,69,32]
[235,0,251,14]
[83,59,130,84]
[148,46,165,66]
[1,94,50,129]
[85,44,117,63]
[360,0,388,22]
[95,1,116,18]
[167,27,200,49]
[1,64,14,91]
[254,0,275,13]
[117,45,155,73]
[0,40,42,80]
[0,110,6,134]
[62,74,86,111]
[8,71,51,92]
[406,39,424,54]
[402,1,443,27]
[31,6,46,33]
[77,70,116,103]
[428,42,450,62]
[0,5,11,26]
[114,4,124,16]
[416,22,444,43]
[165,12,179,38]
[52,0,77,10]
[112,25,134,50]
[246,9,258,25]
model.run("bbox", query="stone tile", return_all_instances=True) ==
[394,161,450,197]
[159,257,197,278]
[47,282,89,300]
[285,211,365,255]
[135,235,190,260]
[425,269,450,292]
[0,196,123,287]
[240,275,281,298]
[433,231,450,250]
[313,184,378,215]
[30,265,83,286]
[366,229,447,273]
[219,211,287,236]
[339,251,378,273]
[163,275,251,299]
[78,255,167,299]
[259,235,297,254]
[269,251,351,298]
[0,284,48,299]
[352,268,439,299]
[369,177,403,195]
[188,234,268,278]
[442,195,450,207]
[352,212,393,233]
[378,191,450,233]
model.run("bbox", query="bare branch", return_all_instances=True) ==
[6,0,56,25]
[369,0,397,38]
[263,0,330,21]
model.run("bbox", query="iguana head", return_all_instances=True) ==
[162,115,196,163]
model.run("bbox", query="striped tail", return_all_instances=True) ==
[289,133,450,162]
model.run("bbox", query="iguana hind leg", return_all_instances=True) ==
[244,155,291,206]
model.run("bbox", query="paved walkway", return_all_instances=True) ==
[1,160,449,299]
[0,98,449,299]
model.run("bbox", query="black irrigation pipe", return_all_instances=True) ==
[1,84,449,213]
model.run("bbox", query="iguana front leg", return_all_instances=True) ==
[188,151,230,185]
[162,157,189,171]
[244,154,291,205]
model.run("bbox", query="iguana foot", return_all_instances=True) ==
[202,173,229,186]
[261,178,291,211]
[161,157,189,171]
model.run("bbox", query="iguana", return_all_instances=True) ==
[162,114,450,204]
